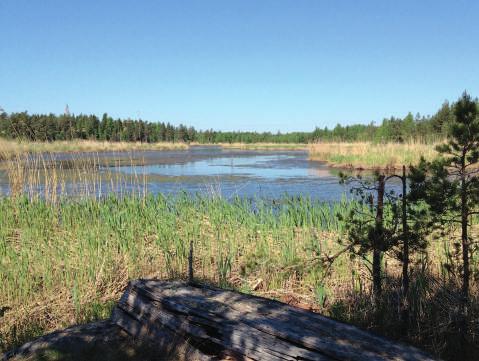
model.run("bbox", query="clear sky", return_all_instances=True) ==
[1,1,478,132]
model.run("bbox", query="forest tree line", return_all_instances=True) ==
[0,97,472,143]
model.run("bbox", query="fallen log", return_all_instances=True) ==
[111,279,437,361]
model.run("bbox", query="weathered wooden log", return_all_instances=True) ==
[111,279,438,361]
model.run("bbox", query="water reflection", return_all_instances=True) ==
[0,147,403,201]
[116,154,328,179]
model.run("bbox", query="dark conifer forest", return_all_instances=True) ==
[0,99,464,143]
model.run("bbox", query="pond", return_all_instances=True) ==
[0,146,403,201]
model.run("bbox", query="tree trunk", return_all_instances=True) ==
[460,152,469,312]
[373,175,385,302]
[461,193,469,311]
[401,166,409,332]
[459,151,470,357]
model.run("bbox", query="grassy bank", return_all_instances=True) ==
[0,139,308,160]
[1,192,477,359]
[309,142,439,169]
[0,139,188,160]
[0,195,349,349]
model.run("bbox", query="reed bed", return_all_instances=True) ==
[309,142,440,169]
[0,153,477,360]
[0,139,188,161]
[0,152,148,203]
[0,193,352,349]
[216,142,308,150]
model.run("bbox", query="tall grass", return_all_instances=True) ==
[215,142,308,150]
[1,152,149,202]
[309,141,440,169]
[0,139,188,161]
[0,153,477,360]
[0,194,351,348]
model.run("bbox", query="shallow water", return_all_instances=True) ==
[0,146,403,201]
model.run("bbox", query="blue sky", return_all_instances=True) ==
[1,1,478,132]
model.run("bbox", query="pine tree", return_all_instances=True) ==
[410,92,479,349]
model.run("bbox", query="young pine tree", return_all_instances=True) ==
[339,168,429,329]
[410,92,479,332]
[435,93,478,309]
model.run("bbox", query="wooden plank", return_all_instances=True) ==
[115,287,333,361]
[112,279,438,361]
[111,307,214,361]
[136,282,386,359]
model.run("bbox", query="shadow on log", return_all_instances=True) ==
[112,279,438,360]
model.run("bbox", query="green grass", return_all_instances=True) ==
[0,194,353,351]
[1,194,478,360]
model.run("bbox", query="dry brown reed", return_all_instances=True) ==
[0,139,188,161]
[1,152,148,202]
[215,142,308,150]
[308,141,440,169]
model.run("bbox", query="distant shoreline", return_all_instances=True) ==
[0,139,189,160]
[212,142,308,151]
[0,138,439,170]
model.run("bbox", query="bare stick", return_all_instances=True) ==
[188,240,194,284]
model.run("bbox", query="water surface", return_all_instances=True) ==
[0,146,403,201]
